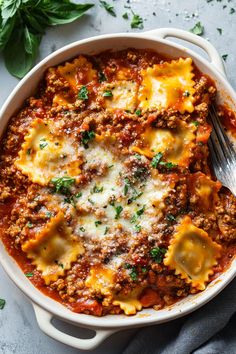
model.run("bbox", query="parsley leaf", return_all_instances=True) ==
[222,54,228,61]
[39,138,48,149]
[151,152,163,168]
[123,12,128,20]
[217,28,222,35]
[114,205,123,219]
[230,8,235,14]
[51,176,75,194]
[98,71,107,82]
[95,220,102,227]
[78,85,89,100]
[25,272,33,277]
[92,185,103,193]
[150,247,167,263]
[190,22,204,36]
[135,109,141,116]
[81,130,95,149]
[131,13,143,29]
[103,89,113,97]
[0,299,6,310]
[99,1,116,17]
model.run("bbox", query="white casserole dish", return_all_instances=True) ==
[0,28,236,351]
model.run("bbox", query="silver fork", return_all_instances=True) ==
[208,104,236,196]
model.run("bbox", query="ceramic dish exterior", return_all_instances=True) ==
[0,28,235,350]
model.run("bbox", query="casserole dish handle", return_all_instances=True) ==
[142,28,226,77]
[33,303,118,350]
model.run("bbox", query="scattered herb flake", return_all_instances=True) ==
[75,192,82,198]
[230,8,235,14]
[98,71,107,82]
[123,12,129,19]
[26,222,33,228]
[134,224,141,232]
[134,153,141,160]
[166,213,176,222]
[130,267,138,281]
[95,220,102,227]
[25,272,33,277]
[78,85,89,100]
[114,205,123,219]
[151,152,163,168]
[222,54,228,61]
[26,148,31,155]
[131,13,143,29]
[0,299,6,310]
[103,89,113,97]
[81,130,95,149]
[99,1,116,17]
[217,28,222,35]
[45,211,52,218]
[190,22,204,36]
[92,185,104,193]
[80,226,85,232]
[104,226,109,235]
[135,109,141,116]
[51,176,75,195]
[150,247,167,264]
[183,90,190,97]
[141,266,148,273]
[192,121,199,127]
[39,138,48,150]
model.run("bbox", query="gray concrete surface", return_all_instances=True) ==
[1,0,236,353]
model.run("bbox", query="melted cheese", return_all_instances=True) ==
[14,119,83,185]
[22,212,84,285]
[164,216,222,290]
[132,121,196,167]
[58,56,97,88]
[138,58,195,113]
[101,80,138,111]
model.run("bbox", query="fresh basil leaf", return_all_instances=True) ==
[0,16,15,50]
[1,0,21,19]
[24,26,41,55]
[3,27,37,78]
[25,14,46,34]
[41,2,94,25]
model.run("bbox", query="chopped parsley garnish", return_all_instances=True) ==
[26,148,31,155]
[135,109,141,116]
[230,8,235,14]
[0,299,6,310]
[95,220,102,227]
[124,263,138,281]
[134,224,141,232]
[104,226,109,235]
[26,222,33,228]
[190,22,204,36]
[103,89,113,97]
[75,192,82,198]
[25,272,33,277]
[114,205,123,219]
[192,121,199,127]
[78,85,89,100]
[222,54,228,61]
[131,13,144,29]
[45,211,52,218]
[151,152,177,169]
[151,152,163,168]
[134,153,141,160]
[88,198,94,204]
[183,90,190,97]
[124,177,131,196]
[99,0,116,17]
[141,266,148,273]
[51,176,75,195]
[217,28,222,35]
[98,71,107,82]
[166,213,176,222]
[131,206,145,223]
[64,195,76,207]
[150,247,167,264]
[81,130,95,149]
[134,166,148,180]
[80,227,85,232]
[39,138,48,150]
[123,12,129,19]
[92,185,104,193]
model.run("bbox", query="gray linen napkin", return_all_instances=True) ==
[123,279,236,354]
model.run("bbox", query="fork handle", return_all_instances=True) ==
[142,28,226,77]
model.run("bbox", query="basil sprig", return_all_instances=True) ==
[0,0,94,78]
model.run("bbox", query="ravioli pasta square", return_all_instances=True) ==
[14,118,83,185]
[22,212,84,285]
[164,216,222,290]
[138,58,195,113]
